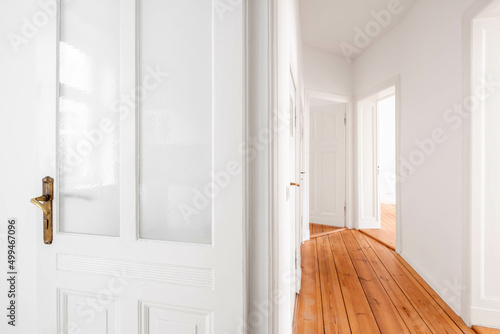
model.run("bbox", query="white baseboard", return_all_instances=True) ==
[358,219,381,229]
[303,229,310,242]
[400,251,462,316]
[471,307,500,329]
[310,216,344,227]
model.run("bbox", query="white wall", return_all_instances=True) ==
[0,1,39,333]
[303,45,352,96]
[378,96,396,204]
[353,0,474,314]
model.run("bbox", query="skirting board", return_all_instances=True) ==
[310,217,344,228]
[358,219,381,230]
[471,307,500,329]
[400,251,462,316]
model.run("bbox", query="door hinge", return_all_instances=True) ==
[344,116,346,125]
[295,247,300,269]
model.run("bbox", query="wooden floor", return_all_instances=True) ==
[360,204,397,250]
[473,326,500,334]
[294,223,482,334]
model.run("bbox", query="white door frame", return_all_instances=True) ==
[288,65,301,298]
[375,93,396,224]
[355,76,402,253]
[304,90,353,232]
[462,0,500,326]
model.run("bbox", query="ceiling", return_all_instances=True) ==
[299,0,416,58]
[477,0,500,18]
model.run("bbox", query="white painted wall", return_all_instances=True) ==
[353,0,474,314]
[378,96,396,204]
[0,1,39,333]
[303,45,352,96]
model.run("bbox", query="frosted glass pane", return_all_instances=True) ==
[58,0,120,236]
[139,0,213,243]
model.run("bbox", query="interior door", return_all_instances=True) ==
[309,103,346,227]
[295,105,305,293]
[34,1,245,333]
[358,100,380,228]
[288,76,299,307]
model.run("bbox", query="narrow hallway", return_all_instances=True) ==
[294,224,495,334]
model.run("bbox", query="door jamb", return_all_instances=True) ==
[305,90,353,230]
[355,76,402,253]
[462,0,499,325]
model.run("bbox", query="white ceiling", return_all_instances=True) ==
[299,0,416,58]
[477,0,500,18]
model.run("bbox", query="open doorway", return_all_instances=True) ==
[357,83,400,251]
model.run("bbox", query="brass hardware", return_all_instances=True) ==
[30,195,51,215]
[30,177,54,245]
[290,182,301,187]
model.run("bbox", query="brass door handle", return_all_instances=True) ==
[290,182,301,187]
[30,177,54,245]
[30,195,51,215]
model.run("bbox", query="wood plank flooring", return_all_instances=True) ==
[360,203,397,250]
[294,224,480,334]
[472,327,500,334]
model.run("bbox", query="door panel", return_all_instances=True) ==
[309,103,346,227]
[36,1,244,333]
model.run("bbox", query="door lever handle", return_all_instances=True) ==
[30,177,54,244]
[290,182,301,187]
[30,195,51,215]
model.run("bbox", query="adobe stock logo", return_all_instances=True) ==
[6,0,71,53]
[339,0,413,63]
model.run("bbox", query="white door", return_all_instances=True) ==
[309,103,346,227]
[29,1,244,333]
[358,100,380,229]
[295,104,305,293]
[288,77,300,306]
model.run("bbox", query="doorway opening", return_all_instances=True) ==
[308,96,348,232]
[357,82,400,251]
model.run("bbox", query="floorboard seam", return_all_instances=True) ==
[327,234,353,334]
[392,251,473,334]
[339,230,383,334]
[361,233,440,333]
[350,230,415,334]
[314,238,326,334]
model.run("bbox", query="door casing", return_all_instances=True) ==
[304,90,354,233]
[355,76,402,253]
